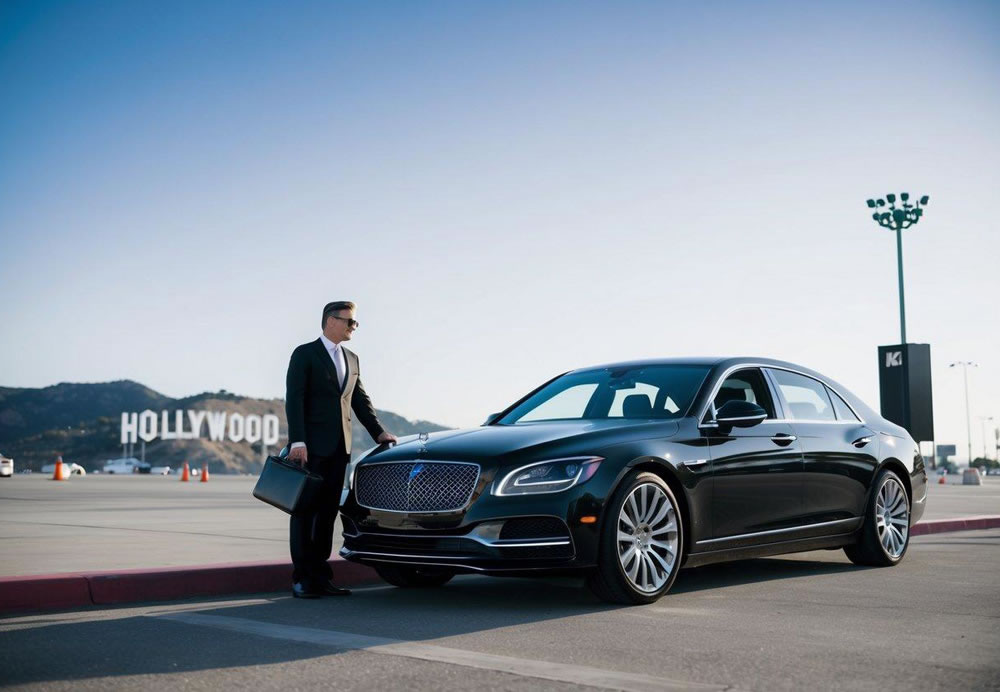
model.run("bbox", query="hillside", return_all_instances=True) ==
[0,381,170,441]
[0,382,451,474]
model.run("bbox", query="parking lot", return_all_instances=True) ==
[2,527,999,691]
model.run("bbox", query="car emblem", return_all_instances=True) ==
[417,431,429,454]
[408,463,425,483]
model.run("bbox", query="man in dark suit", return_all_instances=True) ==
[285,300,397,598]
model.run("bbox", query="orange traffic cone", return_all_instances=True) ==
[938,475,946,484]
[51,455,69,481]
[180,461,190,482]
[200,463,210,482]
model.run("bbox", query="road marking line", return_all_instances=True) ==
[160,612,729,691]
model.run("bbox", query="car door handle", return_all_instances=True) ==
[770,433,797,446]
[852,436,873,448]
[681,459,709,467]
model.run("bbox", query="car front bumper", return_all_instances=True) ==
[338,470,616,574]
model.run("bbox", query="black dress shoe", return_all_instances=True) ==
[292,582,321,599]
[320,581,352,596]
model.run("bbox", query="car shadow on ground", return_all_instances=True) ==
[671,555,865,594]
[0,553,884,686]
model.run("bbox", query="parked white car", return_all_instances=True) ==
[149,466,172,475]
[103,458,151,474]
[0,455,13,477]
[41,461,86,475]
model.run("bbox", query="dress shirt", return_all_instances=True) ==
[319,333,347,388]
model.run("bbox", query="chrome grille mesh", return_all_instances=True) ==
[355,462,480,512]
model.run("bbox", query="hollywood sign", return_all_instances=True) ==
[121,410,281,446]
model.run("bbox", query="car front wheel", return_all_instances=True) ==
[587,471,683,604]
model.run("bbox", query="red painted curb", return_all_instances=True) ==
[911,516,1000,536]
[0,558,380,614]
[0,574,92,613]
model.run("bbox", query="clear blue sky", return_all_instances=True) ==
[2,1,998,461]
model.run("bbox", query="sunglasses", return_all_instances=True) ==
[328,315,360,329]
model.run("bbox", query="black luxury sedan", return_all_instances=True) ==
[339,357,927,604]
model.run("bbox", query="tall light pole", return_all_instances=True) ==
[977,416,994,461]
[866,193,930,344]
[949,361,978,465]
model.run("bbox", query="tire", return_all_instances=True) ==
[374,564,455,588]
[844,467,910,567]
[586,471,683,605]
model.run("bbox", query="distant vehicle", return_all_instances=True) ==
[962,468,984,485]
[103,458,151,474]
[41,461,86,476]
[0,455,12,478]
[19,468,32,474]
[149,466,172,475]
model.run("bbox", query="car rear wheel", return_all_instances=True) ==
[587,471,683,605]
[374,564,455,588]
[844,468,910,567]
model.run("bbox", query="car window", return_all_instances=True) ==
[608,382,655,417]
[712,368,776,418]
[769,369,836,421]
[827,386,860,422]
[517,384,599,422]
[499,364,711,424]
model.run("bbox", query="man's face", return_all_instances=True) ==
[324,308,357,343]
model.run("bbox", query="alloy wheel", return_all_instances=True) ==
[875,476,909,558]
[617,482,679,593]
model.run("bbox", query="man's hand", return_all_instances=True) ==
[377,432,398,446]
[288,445,308,465]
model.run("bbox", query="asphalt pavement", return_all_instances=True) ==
[1,528,998,691]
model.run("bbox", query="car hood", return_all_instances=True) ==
[357,419,679,466]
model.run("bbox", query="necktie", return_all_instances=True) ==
[332,344,345,389]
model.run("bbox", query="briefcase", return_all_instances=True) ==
[252,448,324,515]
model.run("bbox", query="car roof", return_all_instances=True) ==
[570,356,808,373]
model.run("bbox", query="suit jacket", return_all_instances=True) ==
[285,338,385,456]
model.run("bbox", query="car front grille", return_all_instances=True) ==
[355,461,480,512]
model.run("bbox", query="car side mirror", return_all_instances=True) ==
[483,412,501,426]
[715,400,767,428]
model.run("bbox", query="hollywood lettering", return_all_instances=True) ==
[120,410,281,446]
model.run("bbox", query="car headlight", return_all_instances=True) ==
[493,457,603,496]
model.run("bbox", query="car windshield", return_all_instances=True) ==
[496,364,711,425]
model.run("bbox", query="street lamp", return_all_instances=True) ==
[977,416,994,461]
[949,361,978,465]
[866,193,930,344]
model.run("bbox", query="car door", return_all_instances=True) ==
[765,368,877,527]
[703,367,805,541]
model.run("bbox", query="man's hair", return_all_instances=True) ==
[322,301,356,328]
